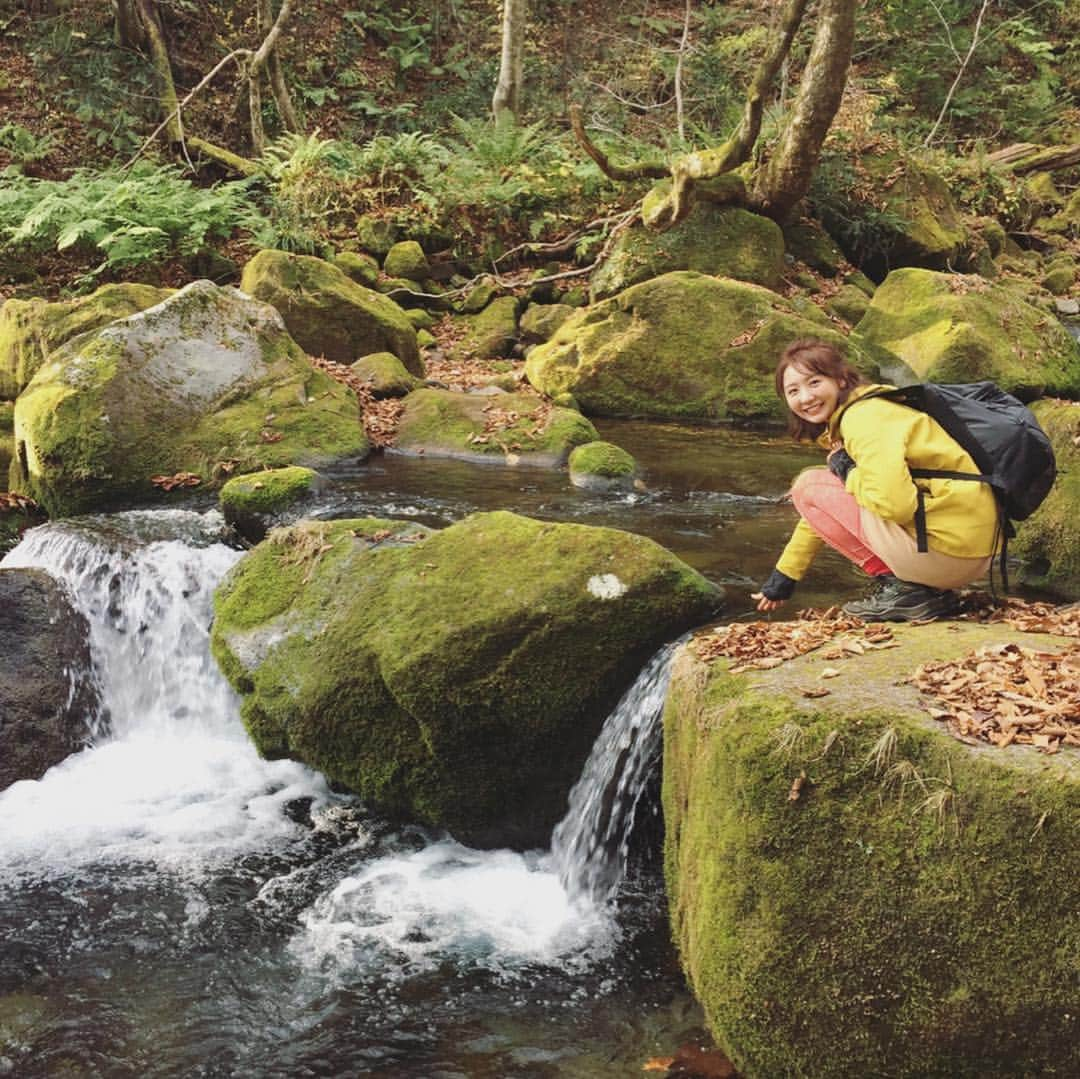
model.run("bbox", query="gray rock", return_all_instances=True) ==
[0,568,98,791]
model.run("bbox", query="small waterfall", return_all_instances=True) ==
[0,510,329,876]
[549,642,677,904]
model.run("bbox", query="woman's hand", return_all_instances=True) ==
[751,591,786,613]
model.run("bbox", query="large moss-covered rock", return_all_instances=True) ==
[240,250,422,375]
[211,511,722,846]
[0,567,99,791]
[852,268,1080,397]
[12,281,368,517]
[526,271,900,421]
[591,201,785,301]
[822,154,968,281]
[1013,399,1080,597]
[395,388,598,465]
[450,296,520,361]
[0,282,170,400]
[663,622,1080,1078]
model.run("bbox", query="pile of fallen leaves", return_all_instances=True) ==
[913,642,1080,752]
[466,397,552,451]
[692,607,896,673]
[308,354,402,449]
[0,492,39,512]
[958,594,1080,637]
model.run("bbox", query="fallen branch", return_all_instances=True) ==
[569,104,668,181]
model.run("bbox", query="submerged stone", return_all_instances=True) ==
[240,250,422,374]
[663,621,1080,1077]
[526,271,899,422]
[12,281,368,517]
[852,268,1080,397]
[210,511,722,846]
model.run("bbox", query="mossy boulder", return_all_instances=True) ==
[0,400,12,487]
[240,250,422,375]
[356,214,398,257]
[783,219,847,276]
[405,307,435,331]
[333,250,380,288]
[395,388,597,466]
[822,154,968,281]
[663,622,1080,1078]
[568,440,637,492]
[852,268,1080,398]
[1042,259,1076,295]
[460,280,497,314]
[825,283,872,326]
[211,510,722,846]
[520,302,576,346]
[450,296,519,361]
[1042,188,1080,238]
[0,282,170,400]
[350,351,422,398]
[220,465,324,544]
[1013,399,1080,597]
[11,281,368,518]
[526,271,901,422]
[591,201,785,302]
[383,240,430,281]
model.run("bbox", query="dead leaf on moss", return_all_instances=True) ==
[150,471,201,491]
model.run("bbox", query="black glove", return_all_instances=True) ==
[759,567,797,601]
[827,446,856,482]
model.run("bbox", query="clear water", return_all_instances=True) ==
[0,424,895,1076]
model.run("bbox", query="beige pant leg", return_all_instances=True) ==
[859,510,992,590]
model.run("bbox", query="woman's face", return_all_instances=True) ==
[782,363,844,425]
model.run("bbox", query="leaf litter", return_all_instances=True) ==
[693,598,1080,753]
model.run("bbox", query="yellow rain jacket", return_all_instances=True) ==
[775,384,1000,581]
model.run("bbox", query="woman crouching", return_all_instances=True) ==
[752,339,998,622]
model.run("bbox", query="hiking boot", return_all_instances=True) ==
[843,574,958,623]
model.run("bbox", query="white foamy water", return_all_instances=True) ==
[290,838,617,977]
[0,511,333,877]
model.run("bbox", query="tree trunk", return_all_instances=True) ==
[750,0,856,221]
[257,0,300,134]
[644,0,809,227]
[113,0,143,49]
[134,0,184,144]
[492,0,526,126]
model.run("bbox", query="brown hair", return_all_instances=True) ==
[775,339,864,440]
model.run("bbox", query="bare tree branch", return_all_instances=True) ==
[569,104,668,181]
[924,0,991,147]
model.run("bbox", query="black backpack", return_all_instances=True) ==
[854,382,1057,591]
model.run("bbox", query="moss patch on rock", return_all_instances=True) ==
[853,268,1080,397]
[663,621,1080,1078]
[520,302,576,345]
[450,296,520,361]
[0,400,12,487]
[568,440,636,491]
[591,201,785,302]
[1013,399,1080,597]
[526,271,900,422]
[783,219,847,276]
[240,250,422,374]
[333,250,380,287]
[0,282,170,400]
[383,240,430,281]
[211,510,722,846]
[220,465,322,543]
[350,351,422,398]
[12,281,368,517]
[395,388,597,465]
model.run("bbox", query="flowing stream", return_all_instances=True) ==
[1,421,977,1075]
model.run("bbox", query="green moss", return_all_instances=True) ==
[220,466,317,515]
[1013,399,1080,596]
[783,220,847,276]
[0,282,169,399]
[825,283,871,326]
[526,271,897,422]
[350,351,421,398]
[240,250,422,374]
[383,240,430,281]
[395,387,597,465]
[333,250,380,287]
[591,202,785,301]
[568,440,636,477]
[664,623,1080,1077]
[451,296,520,361]
[520,302,575,345]
[852,268,1080,397]
[212,510,722,844]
